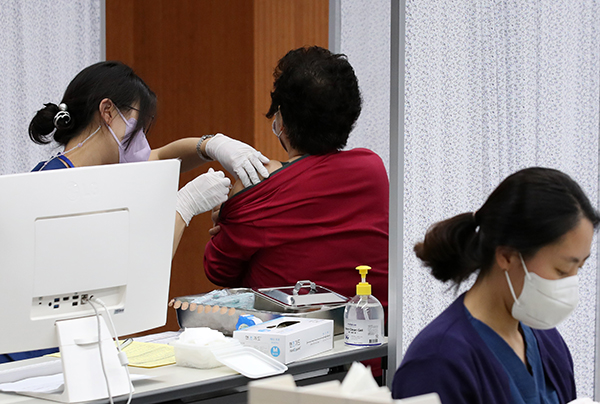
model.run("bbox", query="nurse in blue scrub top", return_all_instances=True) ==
[2,61,268,363]
[392,167,599,404]
[26,60,272,256]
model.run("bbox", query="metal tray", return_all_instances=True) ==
[171,287,347,336]
[254,281,348,310]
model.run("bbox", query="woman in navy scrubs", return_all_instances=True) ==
[393,167,599,404]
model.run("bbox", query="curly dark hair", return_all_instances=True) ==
[266,46,362,155]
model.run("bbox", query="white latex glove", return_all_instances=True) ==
[204,133,269,187]
[176,168,231,226]
[568,399,598,404]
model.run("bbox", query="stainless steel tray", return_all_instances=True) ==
[254,281,348,310]
[171,287,347,335]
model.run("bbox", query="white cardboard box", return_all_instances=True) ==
[248,375,442,404]
[233,317,333,364]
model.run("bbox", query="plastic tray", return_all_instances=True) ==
[211,342,288,379]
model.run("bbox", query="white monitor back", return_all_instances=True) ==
[0,159,179,353]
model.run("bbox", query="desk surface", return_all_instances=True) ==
[0,337,387,404]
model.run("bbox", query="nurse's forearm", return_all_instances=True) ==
[172,212,187,258]
[150,138,211,173]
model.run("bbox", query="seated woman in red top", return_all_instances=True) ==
[204,46,389,313]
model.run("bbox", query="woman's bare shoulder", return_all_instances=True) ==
[229,159,283,196]
[265,159,283,174]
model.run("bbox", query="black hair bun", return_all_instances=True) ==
[29,103,60,144]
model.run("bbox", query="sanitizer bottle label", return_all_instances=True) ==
[344,320,382,345]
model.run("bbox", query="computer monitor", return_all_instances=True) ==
[0,159,180,402]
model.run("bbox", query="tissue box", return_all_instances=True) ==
[233,317,333,364]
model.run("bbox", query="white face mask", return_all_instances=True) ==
[271,111,288,152]
[504,253,579,330]
[271,115,283,139]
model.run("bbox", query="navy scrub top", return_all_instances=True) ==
[467,308,560,404]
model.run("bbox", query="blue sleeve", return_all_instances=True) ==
[0,348,59,363]
[392,355,492,404]
[31,156,72,171]
[533,329,576,403]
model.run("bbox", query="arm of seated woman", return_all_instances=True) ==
[229,159,282,196]
[209,159,280,237]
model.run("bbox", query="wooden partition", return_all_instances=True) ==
[106,0,328,333]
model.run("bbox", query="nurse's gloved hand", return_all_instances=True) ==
[204,133,269,188]
[568,399,598,404]
[176,168,231,226]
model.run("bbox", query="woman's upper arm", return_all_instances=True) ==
[204,222,263,286]
[229,160,282,196]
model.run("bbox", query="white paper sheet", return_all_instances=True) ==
[0,359,62,384]
[0,372,151,394]
[0,373,64,394]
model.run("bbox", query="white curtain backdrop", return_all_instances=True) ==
[0,0,101,175]
[403,0,599,397]
[340,1,391,174]
[340,0,600,397]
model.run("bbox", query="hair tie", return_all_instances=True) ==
[53,103,71,128]
[473,211,481,235]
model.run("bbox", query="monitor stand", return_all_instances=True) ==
[24,315,132,403]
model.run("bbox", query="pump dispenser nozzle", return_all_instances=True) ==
[356,265,372,296]
[345,265,384,346]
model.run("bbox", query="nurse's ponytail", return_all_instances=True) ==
[415,167,600,286]
[414,212,481,284]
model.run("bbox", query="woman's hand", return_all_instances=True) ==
[208,205,221,236]
[176,169,231,226]
[204,134,269,187]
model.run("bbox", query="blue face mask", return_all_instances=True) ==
[106,108,151,163]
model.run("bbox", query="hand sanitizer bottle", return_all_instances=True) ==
[344,265,384,346]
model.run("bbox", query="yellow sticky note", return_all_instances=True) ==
[123,341,176,368]
[45,340,176,368]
